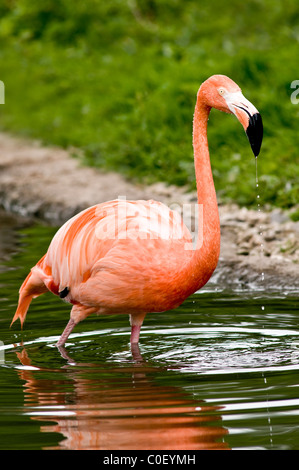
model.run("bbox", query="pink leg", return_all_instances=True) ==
[56,318,76,347]
[56,304,97,348]
[130,324,141,344]
[130,342,143,362]
[129,312,146,344]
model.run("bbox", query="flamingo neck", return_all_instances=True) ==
[184,96,220,292]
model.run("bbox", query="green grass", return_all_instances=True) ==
[0,0,298,209]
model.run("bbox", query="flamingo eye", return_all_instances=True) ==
[218,88,225,96]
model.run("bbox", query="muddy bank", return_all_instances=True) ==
[0,132,298,292]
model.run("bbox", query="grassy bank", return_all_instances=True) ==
[0,0,298,211]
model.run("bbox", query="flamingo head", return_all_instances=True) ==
[198,74,263,157]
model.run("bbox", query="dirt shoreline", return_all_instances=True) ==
[0,132,298,292]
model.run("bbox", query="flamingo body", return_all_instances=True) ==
[43,199,193,315]
[11,75,263,347]
[11,199,196,344]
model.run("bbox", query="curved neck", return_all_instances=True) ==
[180,95,220,294]
[194,98,220,234]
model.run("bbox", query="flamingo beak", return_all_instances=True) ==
[225,91,263,157]
[245,112,263,157]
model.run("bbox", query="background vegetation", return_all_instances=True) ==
[0,0,298,211]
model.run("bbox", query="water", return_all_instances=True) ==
[0,210,299,450]
[255,157,264,286]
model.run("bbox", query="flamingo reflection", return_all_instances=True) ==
[14,344,230,450]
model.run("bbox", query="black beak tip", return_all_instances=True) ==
[246,113,263,157]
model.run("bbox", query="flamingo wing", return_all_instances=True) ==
[45,199,190,284]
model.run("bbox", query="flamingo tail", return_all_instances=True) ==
[11,268,48,329]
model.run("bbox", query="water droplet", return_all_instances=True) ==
[255,158,266,311]
[261,305,265,311]
[255,157,259,186]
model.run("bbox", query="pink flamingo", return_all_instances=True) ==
[11,75,263,347]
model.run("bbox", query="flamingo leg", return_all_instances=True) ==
[56,318,76,347]
[130,312,147,344]
[55,305,98,348]
[130,324,141,344]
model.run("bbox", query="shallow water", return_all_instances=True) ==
[0,210,298,450]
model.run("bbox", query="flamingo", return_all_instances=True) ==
[11,75,263,347]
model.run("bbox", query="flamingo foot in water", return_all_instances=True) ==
[56,318,142,348]
[130,324,141,344]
